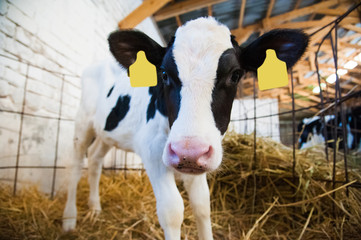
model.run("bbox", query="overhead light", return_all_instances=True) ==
[337,69,348,76]
[313,86,321,94]
[354,53,361,62]
[344,60,358,69]
[312,83,327,94]
[326,74,336,84]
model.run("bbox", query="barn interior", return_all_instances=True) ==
[148,0,361,145]
[154,0,361,108]
[0,0,361,239]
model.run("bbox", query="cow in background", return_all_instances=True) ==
[62,17,309,239]
[298,106,361,152]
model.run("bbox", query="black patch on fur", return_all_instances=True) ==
[160,44,181,127]
[240,29,309,72]
[108,30,165,69]
[107,85,114,98]
[104,95,131,131]
[146,86,167,122]
[297,118,322,148]
[211,47,243,135]
[146,38,181,127]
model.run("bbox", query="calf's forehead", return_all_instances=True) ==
[172,18,233,86]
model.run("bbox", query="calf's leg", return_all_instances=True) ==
[62,122,94,231]
[182,174,213,240]
[87,138,110,213]
[139,134,184,240]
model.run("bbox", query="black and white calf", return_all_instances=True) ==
[298,106,361,151]
[63,17,308,239]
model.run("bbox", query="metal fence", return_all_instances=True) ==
[0,3,360,200]
[0,53,143,199]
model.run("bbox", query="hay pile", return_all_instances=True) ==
[211,133,361,239]
[0,133,360,239]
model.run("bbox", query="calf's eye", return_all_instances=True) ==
[230,70,242,84]
[162,71,169,85]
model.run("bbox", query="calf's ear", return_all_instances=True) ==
[108,30,166,69]
[240,29,309,72]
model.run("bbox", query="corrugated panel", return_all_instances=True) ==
[155,0,320,43]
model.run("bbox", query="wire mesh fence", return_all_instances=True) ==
[0,3,360,201]
[0,53,143,199]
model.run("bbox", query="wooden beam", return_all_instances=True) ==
[208,5,213,16]
[294,90,321,102]
[308,52,316,72]
[171,0,183,27]
[274,18,336,30]
[239,0,247,27]
[262,0,338,29]
[314,4,358,18]
[266,0,275,18]
[294,98,316,108]
[342,24,361,34]
[175,15,182,26]
[154,0,227,21]
[294,0,302,10]
[118,0,171,28]
[340,81,360,90]
[307,24,334,47]
[231,22,262,43]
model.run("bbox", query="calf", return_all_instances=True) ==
[298,106,361,151]
[63,17,308,239]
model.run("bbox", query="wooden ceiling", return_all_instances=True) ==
[118,0,361,116]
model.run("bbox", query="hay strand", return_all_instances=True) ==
[0,133,360,239]
[297,207,314,240]
[244,197,278,240]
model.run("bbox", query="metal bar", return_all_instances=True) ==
[315,36,330,162]
[0,109,74,121]
[13,64,30,196]
[309,2,361,37]
[330,24,349,196]
[291,69,296,182]
[50,74,65,199]
[0,53,79,78]
[269,101,273,139]
[253,77,257,166]
[230,89,361,122]
[124,151,128,179]
[0,165,144,171]
[2,166,66,169]
[251,77,257,215]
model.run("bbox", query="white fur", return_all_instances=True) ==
[63,17,235,239]
[300,132,325,149]
[164,17,233,171]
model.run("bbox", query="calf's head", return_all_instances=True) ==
[108,17,308,174]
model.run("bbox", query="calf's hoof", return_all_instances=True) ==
[62,218,76,232]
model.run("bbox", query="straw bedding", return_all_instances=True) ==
[0,133,360,239]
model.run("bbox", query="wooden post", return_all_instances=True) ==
[118,0,171,29]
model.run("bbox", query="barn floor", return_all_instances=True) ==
[1,133,361,240]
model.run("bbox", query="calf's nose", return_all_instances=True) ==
[168,137,213,174]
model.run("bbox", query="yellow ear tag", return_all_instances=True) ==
[129,51,157,87]
[257,49,288,90]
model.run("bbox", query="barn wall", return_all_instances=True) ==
[0,0,163,194]
[229,99,280,142]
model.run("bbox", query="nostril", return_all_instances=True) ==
[168,143,180,166]
[167,139,214,173]
[196,145,213,167]
[205,145,213,158]
[169,143,176,156]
